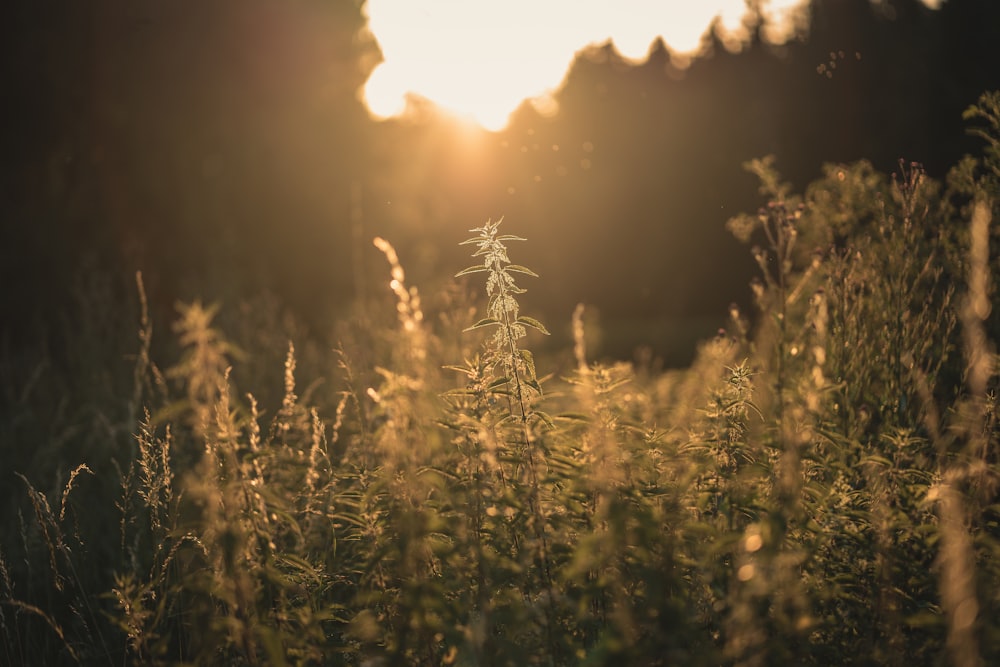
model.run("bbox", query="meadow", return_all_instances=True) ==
[2,92,1000,666]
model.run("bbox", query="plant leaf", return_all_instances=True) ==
[517,316,550,335]
[463,318,499,332]
[441,388,477,398]
[487,376,512,390]
[556,412,592,422]
[519,349,537,380]
[532,410,555,429]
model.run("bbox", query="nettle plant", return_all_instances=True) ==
[456,217,551,427]
[453,218,563,655]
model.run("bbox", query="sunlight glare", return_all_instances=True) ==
[362,0,811,130]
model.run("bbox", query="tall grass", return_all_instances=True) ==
[2,91,999,665]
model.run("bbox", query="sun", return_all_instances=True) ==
[363,55,543,132]
[361,1,587,131]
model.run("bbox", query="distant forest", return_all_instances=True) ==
[4,0,1000,365]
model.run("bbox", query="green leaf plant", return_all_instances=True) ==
[457,217,550,424]
[456,217,562,659]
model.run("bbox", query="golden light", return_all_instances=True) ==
[361,0,812,131]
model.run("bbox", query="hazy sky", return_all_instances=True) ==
[362,0,944,130]
[362,1,813,130]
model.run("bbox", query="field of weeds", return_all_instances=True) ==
[2,93,1000,666]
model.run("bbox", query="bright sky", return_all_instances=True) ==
[361,1,812,130]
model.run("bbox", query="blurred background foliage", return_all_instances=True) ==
[4,0,1000,367]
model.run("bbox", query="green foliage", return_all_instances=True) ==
[963,90,1000,197]
[3,93,1000,666]
[458,217,550,412]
